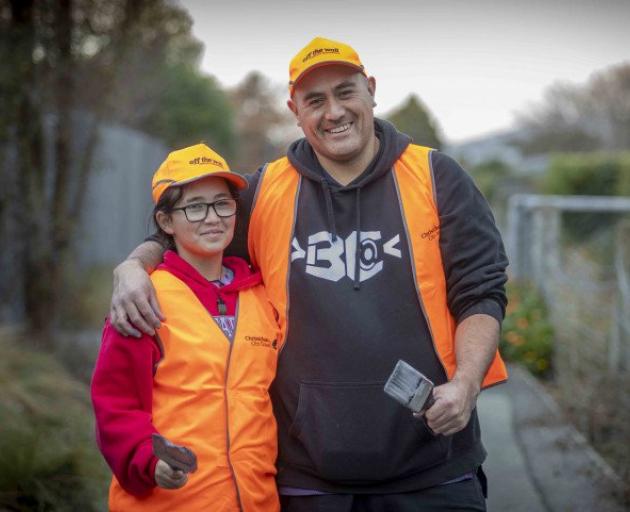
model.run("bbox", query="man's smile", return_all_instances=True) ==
[325,122,353,135]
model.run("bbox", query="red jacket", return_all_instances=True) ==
[91,251,265,496]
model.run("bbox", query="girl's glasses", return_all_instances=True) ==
[171,199,237,222]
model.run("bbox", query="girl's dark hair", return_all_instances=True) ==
[152,186,183,250]
[151,181,240,250]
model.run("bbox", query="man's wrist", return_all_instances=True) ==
[115,257,144,276]
[451,372,481,398]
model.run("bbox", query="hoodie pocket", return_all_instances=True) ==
[289,380,450,482]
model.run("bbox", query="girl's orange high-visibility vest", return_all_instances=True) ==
[248,144,507,388]
[108,269,281,512]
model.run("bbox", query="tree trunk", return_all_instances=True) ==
[44,0,74,333]
[6,0,148,340]
[7,0,52,335]
[8,0,75,338]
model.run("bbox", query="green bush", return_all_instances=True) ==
[541,152,630,196]
[539,152,630,239]
[469,159,512,204]
[500,282,554,378]
[0,336,109,511]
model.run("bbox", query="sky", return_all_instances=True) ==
[181,0,630,143]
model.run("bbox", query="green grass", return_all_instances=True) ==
[0,335,109,511]
[59,265,113,331]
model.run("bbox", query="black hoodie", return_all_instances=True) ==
[222,119,507,492]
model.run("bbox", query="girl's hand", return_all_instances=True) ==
[154,459,188,490]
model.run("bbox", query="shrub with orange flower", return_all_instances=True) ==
[500,281,554,378]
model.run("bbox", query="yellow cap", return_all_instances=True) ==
[289,36,366,95]
[151,144,247,204]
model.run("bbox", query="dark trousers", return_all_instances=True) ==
[280,468,487,512]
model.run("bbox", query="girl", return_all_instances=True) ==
[91,144,280,511]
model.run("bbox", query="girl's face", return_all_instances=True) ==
[156,177,236,259]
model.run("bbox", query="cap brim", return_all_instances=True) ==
[290,61,365,95]
[174,171,248,190]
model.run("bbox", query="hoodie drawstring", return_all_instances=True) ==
[321,179,338,242]
[320,179,363,290]
[353,187,362,291]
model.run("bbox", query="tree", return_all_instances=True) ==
[74,2,236,156]
[1,0,92,335]
[228,71,297,171]
[0,0,235,337]
[138,62,236,157]
[386,94,443,149]
[513,62,630,155]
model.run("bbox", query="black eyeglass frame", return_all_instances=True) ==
[171,199,238,222]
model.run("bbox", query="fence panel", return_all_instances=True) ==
[506,193,630,480]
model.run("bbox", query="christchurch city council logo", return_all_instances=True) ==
[290,231,402,283]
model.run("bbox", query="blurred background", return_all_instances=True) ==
[0,0,628,509]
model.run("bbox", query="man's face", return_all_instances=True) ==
[288,65,377,165]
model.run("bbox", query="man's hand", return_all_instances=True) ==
[418,313,500,436]
[110,258,164,337]
[419,376,480,436]
[154,459,188,490]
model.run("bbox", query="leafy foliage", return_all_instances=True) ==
[0,336,109,510]
[0,0,236,335]
[140,62,236,156]
[538,152,630,239]
[500,282,554,378]
[228,71,295,171]
[468,159,512,204]
[386,94,443,149]
[513,63,630,155]
[80,1,237,154]
[541,152,630,196]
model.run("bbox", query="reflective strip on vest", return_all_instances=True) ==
[248,145,507,388]
[108,270,280,512]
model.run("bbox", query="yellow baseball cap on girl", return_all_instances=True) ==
[289,36,366,95]
[151,143,247,204]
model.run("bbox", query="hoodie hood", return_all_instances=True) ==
[287,117,411,190]
[159,250,261,318]
[285,118,411,289]
[161,250,261,291]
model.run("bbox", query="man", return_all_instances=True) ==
[111,37,508,511]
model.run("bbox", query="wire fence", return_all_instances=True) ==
[506,194,630,481]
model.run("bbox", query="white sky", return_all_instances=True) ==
[181,0,630,143]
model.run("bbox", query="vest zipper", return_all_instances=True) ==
[223,305,244,511]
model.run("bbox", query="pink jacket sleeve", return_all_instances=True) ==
[91,320,161,496]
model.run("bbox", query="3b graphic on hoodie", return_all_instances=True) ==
[291,231,402,283]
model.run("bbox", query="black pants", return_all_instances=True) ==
[280,468,487,512]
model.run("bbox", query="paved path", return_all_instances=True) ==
[477,365,627,512]
[478,383,547,511]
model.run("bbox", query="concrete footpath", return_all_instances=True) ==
[477,365,627,512]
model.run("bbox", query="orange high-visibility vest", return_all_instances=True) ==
[108,269,281,512]
[248,144,507,388]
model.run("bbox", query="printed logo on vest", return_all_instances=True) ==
[290,231,402,283]
[421,224,440,241]
[245,335,276,349]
